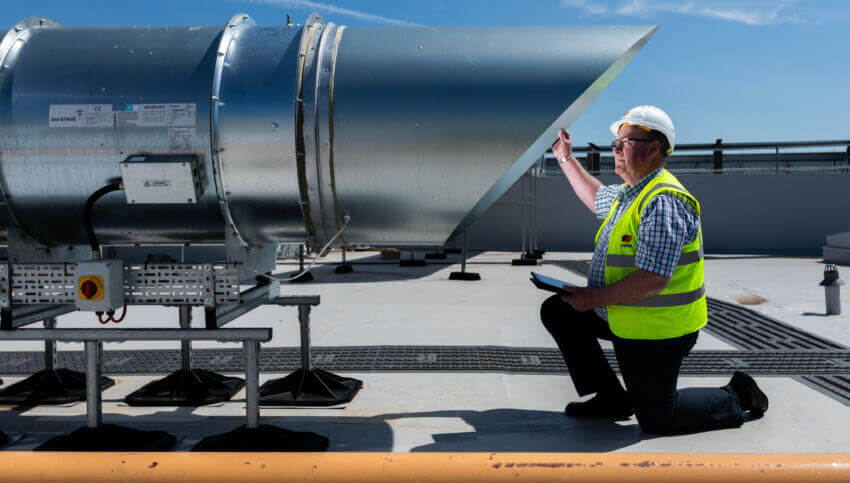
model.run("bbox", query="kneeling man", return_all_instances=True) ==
[542,106,767,434]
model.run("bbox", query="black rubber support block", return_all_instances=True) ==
[124,369,245,406]
[511,258,541,266]
[449,272,481,281]
[0,369,115,405]
[192,424,329,452]
[334,263,354,274]
[35,424,177,451]
[289,272,314,283]
[399,260,427,267]
[0,430,9,449]
[259,368,362,406]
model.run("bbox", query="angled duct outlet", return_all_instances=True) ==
[302,24,659,247]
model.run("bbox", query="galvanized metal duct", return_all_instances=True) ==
[0,14,656,249]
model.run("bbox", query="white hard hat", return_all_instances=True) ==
[609,105,676,156]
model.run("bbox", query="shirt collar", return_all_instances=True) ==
[617,167,665,202]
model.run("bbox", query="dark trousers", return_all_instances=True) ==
[540,294,745,435]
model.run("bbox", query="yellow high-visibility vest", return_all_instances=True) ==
[594,169,707,340]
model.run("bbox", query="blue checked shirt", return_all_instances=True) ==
[588,168,700,321]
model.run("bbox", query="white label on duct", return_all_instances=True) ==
[48,104,113,127]
[49,103,196,127]
[168,127,196,152]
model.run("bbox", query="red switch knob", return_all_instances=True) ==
[81,279,99,300]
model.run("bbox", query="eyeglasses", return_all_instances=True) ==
[610,137,655,151]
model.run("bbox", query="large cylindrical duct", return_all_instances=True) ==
[0,14,656,249]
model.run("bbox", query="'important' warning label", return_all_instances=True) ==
[49,103,196,128]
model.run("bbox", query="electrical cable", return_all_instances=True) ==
[109,304,127,323]
[251,214,351,282]
[84,182,123,260]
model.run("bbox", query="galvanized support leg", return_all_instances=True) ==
[334,246,354,273]
[511,171,541,266]
[299,305,312,372]
[290,245,314,282]
[44,317,57,371]
[244,340,259,429]
[85,341,102,429]
[179,306,193,371]
[449,231,481,280]
[520,172,527,254]
[461,231,468,273]
[257,301,362,407]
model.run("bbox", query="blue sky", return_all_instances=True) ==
[3,1,847,145]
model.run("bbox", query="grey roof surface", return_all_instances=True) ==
[0,251,848,452]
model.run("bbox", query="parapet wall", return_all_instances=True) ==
[464,171,850,255]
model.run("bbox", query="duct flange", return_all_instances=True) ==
[210,13,256,247]
[0,16,62,243]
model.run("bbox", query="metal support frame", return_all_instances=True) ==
[511,169,542,266]
[0,310,114,405]
[244,340,260,429]
[2,328,270,425]
[179,306,192,370]
[259,295,362,406]
[299,305,312,373]
[207,280,280,329]
[126,305,250,406]
[334,246,353,274]
[16,327,271,451]
[288,245,314,283]
[44,317,57,371]
[1,304,75,330]
[84,341,102,428]
[449,231,481,281]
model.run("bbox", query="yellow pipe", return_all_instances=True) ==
[0,452,848,482]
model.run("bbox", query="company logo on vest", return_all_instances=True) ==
[620,234,633,248]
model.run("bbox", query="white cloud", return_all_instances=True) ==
[560,0,608,15]
[246,0,424,26]
[560,0,820,26]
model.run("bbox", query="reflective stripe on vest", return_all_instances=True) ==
[637,182,682,213]
[625,283,705,308]
[605,248,703,268]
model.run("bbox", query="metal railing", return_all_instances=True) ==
[541,139,850,175]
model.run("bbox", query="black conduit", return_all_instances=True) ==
[84,183,122,260]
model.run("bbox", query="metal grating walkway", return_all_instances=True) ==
[1,346,849,376]
[557,259,850,406]
[798,375,850,406]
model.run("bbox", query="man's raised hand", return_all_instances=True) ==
[552,129,573,161]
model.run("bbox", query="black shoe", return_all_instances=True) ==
[729,371,768,417]
[565,393,633,420]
